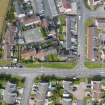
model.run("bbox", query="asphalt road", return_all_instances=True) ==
[0,67,105,105]
[20,76,34,105]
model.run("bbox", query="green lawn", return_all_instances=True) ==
[22,62,76,69]
[47,54,59,62]
[58,34,65,41]
[85,18,95,27]
[0,60,11,66]
[59,15,66,25]
[84,61,105,69]
[43,63,76,69]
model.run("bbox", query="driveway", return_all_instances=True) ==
[72,82,86,100]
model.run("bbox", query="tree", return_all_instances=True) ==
[6,5,15,22]
[0,48,4,58]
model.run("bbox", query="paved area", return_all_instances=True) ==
[72,82,86,100]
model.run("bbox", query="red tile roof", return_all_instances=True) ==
[20,16,41,25]
[62,0,71,9]
[91,81,101,100]
[96,18,105,23]
[87,27,94,60]
[21,50,47,60]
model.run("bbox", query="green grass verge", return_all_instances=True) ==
[43,63,76,69]
[0,60,11,66]
[22,62,76,69]
[85,61,105,69]
[22,62,41,68]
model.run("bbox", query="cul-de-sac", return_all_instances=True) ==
[1,0,105,105]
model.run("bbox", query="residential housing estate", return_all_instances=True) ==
[2,0,78,62]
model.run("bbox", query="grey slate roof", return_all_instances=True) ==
[4,82,17,104]
[43,0,58,18]
[22,28,43,44]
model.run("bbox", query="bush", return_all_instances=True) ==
[0,48,4,58]
[85,18,95,27]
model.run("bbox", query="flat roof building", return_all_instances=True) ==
[4,82,17,105]
[43,0,58,19]
[88,0,103,6]
[22,28,43,44]
[66,15,77,50]
[20,16,41,27]
[33,0,58,19]
[62,98,72,105]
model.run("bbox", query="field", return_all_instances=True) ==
[0,0,10,38]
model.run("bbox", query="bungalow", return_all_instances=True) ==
[21,50,47,60]
[43,0,58,19]
[95,18,105,30]
[57,0,77,15]
[62,98,72,105]
[91,81,101,101]
[20,16,41,27]
[13,0,34,18]
[88,0,103,6]
[4,82,17,105]
[63,80,73,92]
[22,28,43,44]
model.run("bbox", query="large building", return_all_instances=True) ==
[62,98,72,105]
[87,18,105,61]
[43,0,58,19]
[4,82,17,105]
[66,15,77,50]
[20,16,41,27]
[33,0,58,19]
[87,26,98,61]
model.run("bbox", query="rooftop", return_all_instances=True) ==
[20,15,41,26]
[87,26,97,61]
[22,28,43,44]
[43,0,58,18]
